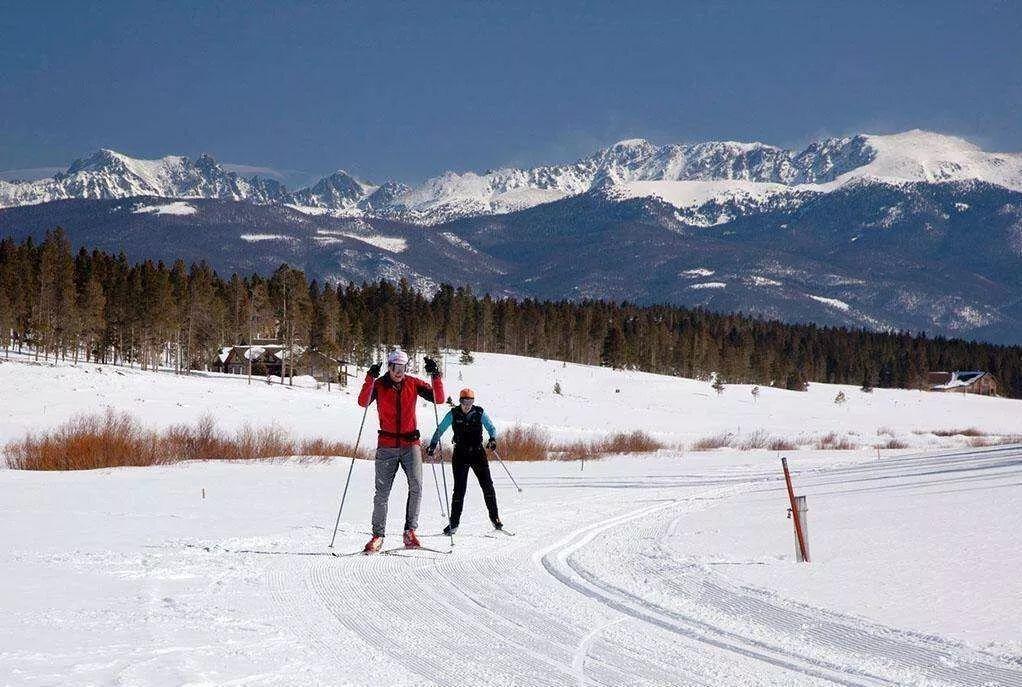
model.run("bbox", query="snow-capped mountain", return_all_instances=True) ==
[0,149,285,207]
[4,131,1020,226]
[5,130,1022,342]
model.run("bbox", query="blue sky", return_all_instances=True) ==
[1,1,1019,185]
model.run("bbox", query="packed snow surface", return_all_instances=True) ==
[2,351,1021,685]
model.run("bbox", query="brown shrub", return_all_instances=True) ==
[595,430,663,454]
[499,425,554,461]
[932,427,986,437]
[736,430,769,450]
[497,426,664,461]
[4,411,366,470]
[4,410,164,470]
[767,438,798,451]
[814,432,859,450]
[876,438,909,449]
[690,432,734,451]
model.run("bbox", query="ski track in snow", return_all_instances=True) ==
[4,351,1022,685]
[259,451,1022,686]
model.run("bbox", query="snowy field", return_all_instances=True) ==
[2,351,1022,686]
[1,349,1020,449]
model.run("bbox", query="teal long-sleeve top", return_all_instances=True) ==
[429,408,496,447]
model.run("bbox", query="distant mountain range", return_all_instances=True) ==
[2,130,1022,344]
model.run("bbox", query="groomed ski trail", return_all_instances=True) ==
[264,448,1022,686]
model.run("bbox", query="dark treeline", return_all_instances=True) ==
[2,229,1021,397]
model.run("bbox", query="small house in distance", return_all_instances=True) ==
[216,340,351,385]
[217,340,285,377]
[926,371,999,396]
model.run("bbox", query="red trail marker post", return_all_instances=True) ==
[781,457,810,563]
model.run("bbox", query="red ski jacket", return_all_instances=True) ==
[358,372,445,448]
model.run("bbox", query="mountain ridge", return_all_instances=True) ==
[4,130,1020,225]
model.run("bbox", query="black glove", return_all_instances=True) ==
[486,438,496,451]
[426,443,437,457]
[423,357,440,376]
[367,363,382,378]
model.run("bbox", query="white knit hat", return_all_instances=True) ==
[387,348,409,365]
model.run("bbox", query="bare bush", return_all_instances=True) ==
[501,426,665,461]
[4,410,163,470]
[876,438,909,449]
[594,431,663,455]
[737,430,771,450]
[814,432,859,450]
[499,425,554,461]
[932,427,987,437]
[690,432,734,451]
[767,438,798,451]
[5,411,364,470]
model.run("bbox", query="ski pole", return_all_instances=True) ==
[430,455,446,517]
[491,448,523,493]
[327,399,370,548]
[432,403,455,548]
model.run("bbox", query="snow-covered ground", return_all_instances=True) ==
[1,349,1020,450]
[2,351,1021,685]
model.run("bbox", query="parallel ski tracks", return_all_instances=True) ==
[265,450,1022,685]
[545,471,1022,687]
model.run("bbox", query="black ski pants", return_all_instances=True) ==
[449,444,499,528]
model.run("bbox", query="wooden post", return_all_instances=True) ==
[793,495,809,562]
[781,457,810,563]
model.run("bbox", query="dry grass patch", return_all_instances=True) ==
[499,426,665,461]
[690,432,734,451]
[4,410,363,470]
[499,425,554,461]
[814,432,859,450]
[876,438,909,449]
[932,427,987,437]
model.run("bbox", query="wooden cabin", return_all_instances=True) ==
[217,343,285,377]
[926,371,999,396]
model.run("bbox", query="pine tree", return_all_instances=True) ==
[601,325,625,369]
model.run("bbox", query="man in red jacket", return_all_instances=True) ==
[357,348,444,553]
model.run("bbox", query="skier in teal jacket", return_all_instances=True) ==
[427,387,502,535]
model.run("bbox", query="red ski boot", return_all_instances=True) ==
[403,529,421,548]
[363,536,384,554]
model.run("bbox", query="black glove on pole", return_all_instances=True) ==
[424,357,439,376]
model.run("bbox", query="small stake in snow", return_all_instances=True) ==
[202,488,205,500]
[781,457,810,563]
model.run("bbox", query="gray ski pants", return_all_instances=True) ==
[371,445,423,536]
